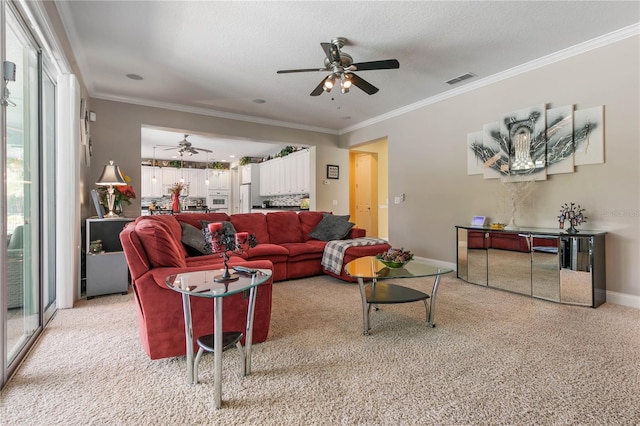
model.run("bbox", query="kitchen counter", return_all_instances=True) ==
[251,206,306,214]
[141,207,214,215]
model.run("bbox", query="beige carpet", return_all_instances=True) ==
[1,275,639,425]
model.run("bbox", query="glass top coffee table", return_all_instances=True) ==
[345,256,453,335]
[166,268,272,409]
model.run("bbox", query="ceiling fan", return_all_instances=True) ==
[277,37,399,96]
[162,134,212,157]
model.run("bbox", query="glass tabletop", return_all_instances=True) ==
[345,256,453,280]
[165,269,272,298]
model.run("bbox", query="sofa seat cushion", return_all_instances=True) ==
[241,243,289,260]
[230,213,270,244]
[280,242,325,261]
[134,219,187,268]
[305,240,328,249]
[266,211,304,244]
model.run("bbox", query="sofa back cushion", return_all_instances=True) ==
[134,218,187,268]
[174,212,230,229]
[266,211,304,244]
[229,213,270,244]
[143,215,188,258]
[298,211,326,241]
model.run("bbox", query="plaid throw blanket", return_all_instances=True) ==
[321,238,388,274]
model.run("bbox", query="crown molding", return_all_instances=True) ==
[91,92,339,135]
[339,23,640,135]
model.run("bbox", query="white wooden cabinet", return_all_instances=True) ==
[140,166,163,197]
[241,164,252,184]
[208,170,229,190]
[141,166,227,198]
[259,161,273,196]
[259,150,310,196]
[161,167,180,195]
[183,168,208,197]
[290,150,310,194]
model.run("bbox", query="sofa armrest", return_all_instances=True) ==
[349,228,366,238]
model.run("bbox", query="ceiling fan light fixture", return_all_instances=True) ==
[341,74,352,89]
[324,74,336,91]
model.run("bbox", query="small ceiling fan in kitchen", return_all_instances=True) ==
[162,134,212,156]
[276,36,399,96]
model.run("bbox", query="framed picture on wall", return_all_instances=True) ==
[327,164,339,179]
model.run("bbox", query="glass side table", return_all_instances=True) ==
[345,256,453,335]
[166,268,272,409]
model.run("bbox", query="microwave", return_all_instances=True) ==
[208,191,229,209]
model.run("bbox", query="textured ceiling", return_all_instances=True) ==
[55,1,639,161]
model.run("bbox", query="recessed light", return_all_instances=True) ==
[252,99,266,104]
[126,73,143,80]
[229,155,236,158]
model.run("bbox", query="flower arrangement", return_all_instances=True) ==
[376,248,414,268]
[558,202,587,234]
[167,182,185,195]
[98,170,136,211]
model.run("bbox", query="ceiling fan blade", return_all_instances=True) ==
[310,77,327,96]
[277,68,327,74]
[194,147,213,153]
[163,147,177,151]
[350,59,400,71]
[349,73,379,95]
[321,42,341,64]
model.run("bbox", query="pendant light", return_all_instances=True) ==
[151,146,157,183]
[205,152,210,186]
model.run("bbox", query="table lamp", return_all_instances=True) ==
[96,160,126,218]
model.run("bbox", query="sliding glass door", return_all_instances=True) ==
[2,2,57,386]
[4,2,41,368]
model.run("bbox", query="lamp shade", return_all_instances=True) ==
[96,161,126,185]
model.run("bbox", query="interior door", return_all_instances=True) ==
[354,153,375,236]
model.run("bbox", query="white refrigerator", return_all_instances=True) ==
[240,182,265,213]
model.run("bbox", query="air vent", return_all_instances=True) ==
[445,72,477,85]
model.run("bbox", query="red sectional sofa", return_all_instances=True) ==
[120,210,390,360]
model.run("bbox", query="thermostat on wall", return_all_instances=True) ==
[471,216,487,227]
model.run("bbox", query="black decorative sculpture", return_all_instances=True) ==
[207,223,257,282]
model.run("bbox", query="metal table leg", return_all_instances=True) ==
[213,297,223,409]
[181,294,195,385]
[427,273,442,328]
[357,276,372,335]
[244,285,258,375]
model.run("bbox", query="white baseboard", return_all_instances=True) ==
[605,291,640,309]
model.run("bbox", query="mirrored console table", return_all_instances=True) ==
[456,226,606,307]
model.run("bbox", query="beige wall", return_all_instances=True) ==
[87,100,346,217]
[341,36,640,301]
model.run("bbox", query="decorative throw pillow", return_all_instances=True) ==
[200,220,237,253]
[179,221,209,256]
[308,214,355,241]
